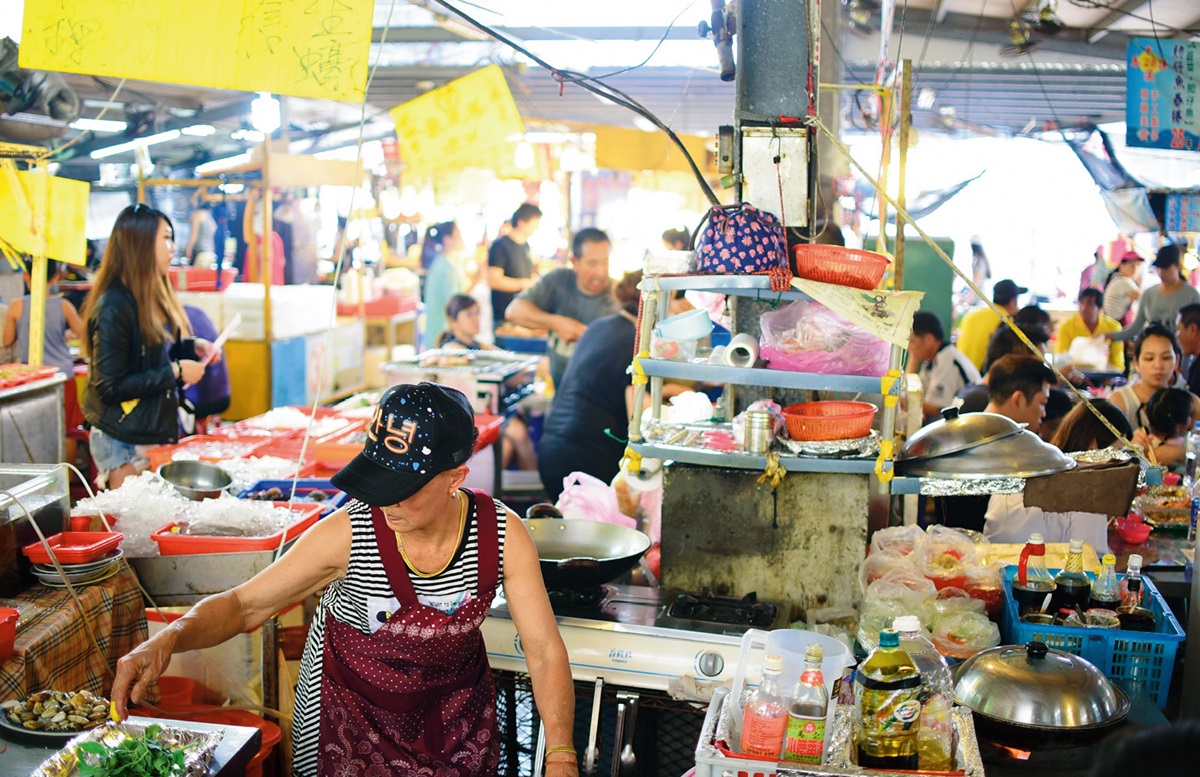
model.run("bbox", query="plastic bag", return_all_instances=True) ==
[758,300,890,377]
[870,524,927,557]
[930,587,987,625]
[556,472,637,529]
[931,611,1001,659]
[858,568,938,650]
[859,549,920,594]
[962,560,1006,616]
[917,525,979,591]
[1067,335,1111,371]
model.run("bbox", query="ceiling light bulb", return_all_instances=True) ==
[250,92,281,135]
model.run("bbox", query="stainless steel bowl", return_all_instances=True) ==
[900,408,1025,461]
[897,428,1076,479]
[158,461,233,501]
[954,642,1130,730]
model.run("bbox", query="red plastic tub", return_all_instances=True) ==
[155,675,196,710]
[22,532,124,565]
[151,503,321,555]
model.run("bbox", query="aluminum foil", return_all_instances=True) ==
[1069,447,1132,465]
[917,477,1025,496]
[782,430,880,458]
[33,721,223,777]
[705,692,984,776]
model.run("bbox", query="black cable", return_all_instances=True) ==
[1065,0,1194,36]
[1006,0,1065,132]
[594,0,698,80]
[427,0,720,206]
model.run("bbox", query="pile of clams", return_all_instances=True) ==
[1,689,110,732]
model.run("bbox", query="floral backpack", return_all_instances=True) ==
[692,203,792,291]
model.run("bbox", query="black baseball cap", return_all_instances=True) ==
[331,382,477,507]
[992,279,1028,305]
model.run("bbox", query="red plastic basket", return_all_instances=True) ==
[152,503,321,554]
[793,245,890,290]
[782,401,877,441]
[22,532,124,565]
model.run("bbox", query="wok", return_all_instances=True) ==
[524,504,651,590]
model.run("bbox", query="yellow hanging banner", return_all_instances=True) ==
[0,167,89,267]
[390,65,526,176]
[19,0,372,101]
[594,125,717,175]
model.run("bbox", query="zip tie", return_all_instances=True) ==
[881,369,902,408]
[875,438,895,483]
[622,446,643,475]
[631,351,649,386]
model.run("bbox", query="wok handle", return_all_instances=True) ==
[526,503,562,520]
[555,557,603,571]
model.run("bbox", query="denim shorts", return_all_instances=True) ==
[89,428,152,487]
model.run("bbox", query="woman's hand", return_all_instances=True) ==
[110,631,177,719]
[178,359,206,385]
[193,338,222,364]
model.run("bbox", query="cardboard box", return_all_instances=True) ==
[1024,459,1139,516]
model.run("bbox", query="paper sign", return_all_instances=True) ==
[19,0,372,102]
[594,125,716,174]
[792,278,924,347]
[390,65,526,176]
[1125,37,1199,151]
[0,167,89,266]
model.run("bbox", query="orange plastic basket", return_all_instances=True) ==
[781,401,877,441]
[793,245,890,290]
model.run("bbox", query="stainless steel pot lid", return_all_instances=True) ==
[953,642,1130,729]
[900,408,1025,461]
[896,428,1076,479]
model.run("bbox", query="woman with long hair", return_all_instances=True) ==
[420,221,463,350]
[81,204,216,488]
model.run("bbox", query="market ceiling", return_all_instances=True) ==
[2,0,1197,183]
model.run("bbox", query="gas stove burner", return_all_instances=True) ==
[546,586,610,611]
[977,737,1094,772]
[667,590,777,628]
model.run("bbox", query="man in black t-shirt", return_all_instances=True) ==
[1177,303,1200,395]
[488,203,541,322]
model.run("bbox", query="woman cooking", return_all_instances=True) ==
[110,382,579,777]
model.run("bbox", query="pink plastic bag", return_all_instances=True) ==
[555,472,637,529]
[758,300,890,377]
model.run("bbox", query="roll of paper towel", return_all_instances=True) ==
[724,333,760,368]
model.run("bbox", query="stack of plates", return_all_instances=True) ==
[31,549,123,588]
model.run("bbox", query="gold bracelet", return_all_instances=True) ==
[545,745,577,757]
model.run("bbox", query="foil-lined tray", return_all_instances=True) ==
[700,689,984,776]
[782,430,880,458]
[33,720,223,777]
[641,420,880,459]
[915,477,1025,497]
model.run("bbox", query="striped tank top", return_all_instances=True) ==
[290,491,508,776]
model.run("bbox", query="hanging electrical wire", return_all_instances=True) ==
[428,0,720,206]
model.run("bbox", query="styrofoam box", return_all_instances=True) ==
[222,283,337,341]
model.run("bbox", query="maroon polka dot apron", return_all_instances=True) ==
[317,490,501,776]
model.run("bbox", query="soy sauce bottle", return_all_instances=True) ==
[1049,539,1091,615]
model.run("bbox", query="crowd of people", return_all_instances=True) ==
[908,239,1198,553]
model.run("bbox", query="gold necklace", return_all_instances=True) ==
[395,491,466,578]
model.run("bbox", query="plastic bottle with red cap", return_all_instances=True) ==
[1012,533,1056,616]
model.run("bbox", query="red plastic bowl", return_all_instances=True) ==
[781,401,877,441]
[1116,518,1152,545]
[0,607,17,662]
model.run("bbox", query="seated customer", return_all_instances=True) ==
[955,323,1050,413]
[1131,387,1194,470]
[984,399,1131,554]
[907,310,979,424]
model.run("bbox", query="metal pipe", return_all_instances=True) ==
[895,60,912,290]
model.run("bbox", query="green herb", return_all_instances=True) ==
[75,724,187,777]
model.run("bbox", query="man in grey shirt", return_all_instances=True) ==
[506,227,617,388]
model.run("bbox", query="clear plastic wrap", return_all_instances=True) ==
[916,526,979,591]
[858,569,938,651]
[930,587,987,625]
[930,611,1001,659]
[758,300,890,377]
[858,550,920,594]
[869,525,927,558]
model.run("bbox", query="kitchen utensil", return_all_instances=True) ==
[654,309,714,341]
[583,678,604,775]
[953,641,1130,749]
[897,430,1076,479]
[899,408,1025,461]
[524,505,652,590]
[781,401,876,441]
[743,411,774,454]
[157,460,233,501]
[610,702,626,777]
[617,692,639,777]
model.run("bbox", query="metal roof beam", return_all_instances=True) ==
[894,9,1129,60]
[372,25,698,44]
[1085,0,1149,43]
[53,97,257,161]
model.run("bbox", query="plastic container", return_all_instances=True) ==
[0,363,60,389]
[781,401,877,441]
[146,435,272,471]
[155,676,196,710]
[1001,566,1185,708]
[238,479,349,517]
[151,503,321,555]
[0,607,17,662]
[168,267,238,292]
[655,308,714,341]
[650,333,699,362]
[22,532,124,565]
[792,245,890,290]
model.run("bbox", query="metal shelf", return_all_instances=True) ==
[629,443,877,474]
[645,274,814,301]
[638,358,887,394]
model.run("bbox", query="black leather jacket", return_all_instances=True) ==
[81,281,197,445]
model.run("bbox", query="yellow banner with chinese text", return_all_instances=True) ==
[0,166,89,266]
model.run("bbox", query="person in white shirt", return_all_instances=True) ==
[908,310,981,424]
[984,399,1132,555]
[1103,250,1143,325]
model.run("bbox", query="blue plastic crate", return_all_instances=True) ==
[1001,566,1185,709]
[495,335,547,354]
[238,479,349,517]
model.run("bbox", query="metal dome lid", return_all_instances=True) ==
[899,407,1025,461]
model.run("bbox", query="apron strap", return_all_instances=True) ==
[467,489,500,594]
[369,504,420,607]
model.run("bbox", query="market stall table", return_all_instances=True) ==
[0,569,147,699]
[0,715,260,776]
[1109,525,1194,599]
[0,374,66,464]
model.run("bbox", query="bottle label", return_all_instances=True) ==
[799,669,824,687]
[783,715,826,764]
[860,689,922,740]
[741,711,787,757]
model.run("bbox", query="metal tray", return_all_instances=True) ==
[33,720,223,777]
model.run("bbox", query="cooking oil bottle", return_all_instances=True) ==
[856,628,921,770]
